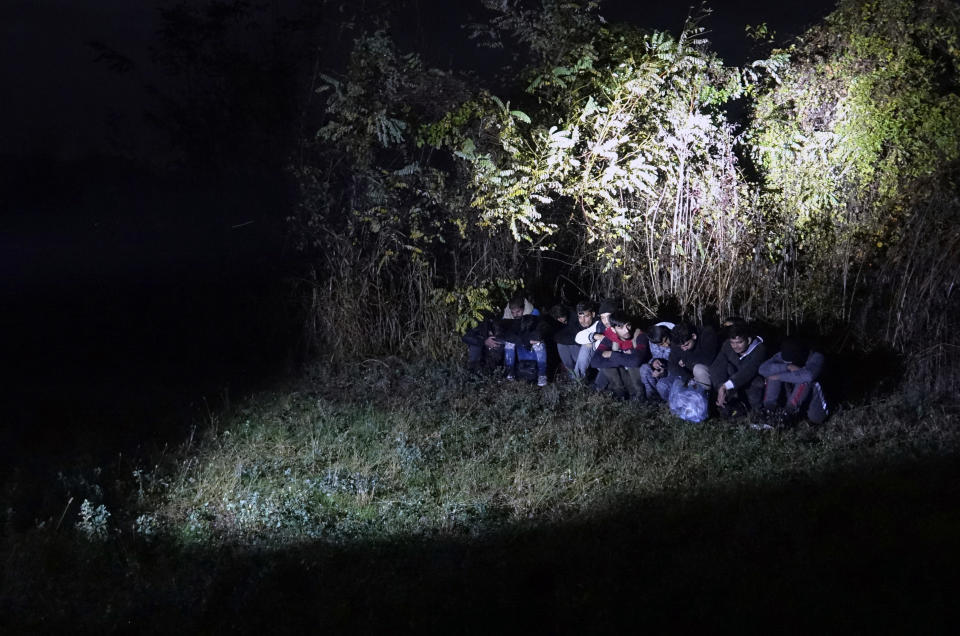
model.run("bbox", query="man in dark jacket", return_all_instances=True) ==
[710,321,767,415]
[667,322,719,390]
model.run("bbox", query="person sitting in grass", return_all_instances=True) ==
[710,320,767,417]
[639,322,674,401]
[502,311,549,387]
[667,322,718,392]
[758,337,829,425]
[461,313,505,374]
[555,301,597,381]
[593,311,650,400]
[462,294,539,375]
[577,298,619,390]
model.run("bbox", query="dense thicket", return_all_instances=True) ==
[292,0,960,392]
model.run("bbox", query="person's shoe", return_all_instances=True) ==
[537,375,548,387]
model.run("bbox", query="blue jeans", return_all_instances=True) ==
[639,363,671,400]
[504,342,548,377]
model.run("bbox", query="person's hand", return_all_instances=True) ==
[601,351,612,359]
[633,328,643,341]
[593,333,604,342]
[678,359,686,368]
[716,385,728,407]
[787,364,801,372]
[529,339,542,346]
[611,342,620,352]
[485,336,500,349]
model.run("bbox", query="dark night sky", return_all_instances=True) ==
[1,0,839,161]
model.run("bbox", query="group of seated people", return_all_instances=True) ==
[462,295,829,425]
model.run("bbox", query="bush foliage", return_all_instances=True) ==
[290,0,960,389]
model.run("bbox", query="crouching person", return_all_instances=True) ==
[555,302,597,381]
[667,323,718,391]
[642,357,670,401]
[759,338,828,424]
[639,322,673,401]
[462,314,504,373]
[593,312,650,400]
[710,321,767,417]
[502,313,549,386]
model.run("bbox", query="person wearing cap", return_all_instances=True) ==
[758,337,828,424]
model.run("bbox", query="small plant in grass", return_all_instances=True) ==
[76,499,110,541]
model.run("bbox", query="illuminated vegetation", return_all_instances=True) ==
[293,0,960,390]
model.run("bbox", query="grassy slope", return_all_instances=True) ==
[3,359,960,632]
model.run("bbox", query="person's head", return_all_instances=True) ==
[598,299,618,328]
[671,323,697,351]
[650,357,668,378]
[726,321,754,355]
[608,311,633,339]
[647,324,672,347]
[575,302,595,328]
[721,316,747,340]
[549,304,568,324]
[780,338,809,365]
[508,295,526,319]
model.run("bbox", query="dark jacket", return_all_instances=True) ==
[710,336,767,390]
[461,314,501,348]
[499,314,550,347]
[667,325,719,376]
[553,309,583,346]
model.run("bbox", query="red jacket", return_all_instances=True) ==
[596,327,647,355]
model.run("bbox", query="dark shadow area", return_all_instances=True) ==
[1,156,301,515]
[3,452,958,633]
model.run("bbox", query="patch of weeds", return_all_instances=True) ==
[76,499,110,541]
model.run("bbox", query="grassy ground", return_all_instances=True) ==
[3,359,960,632]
